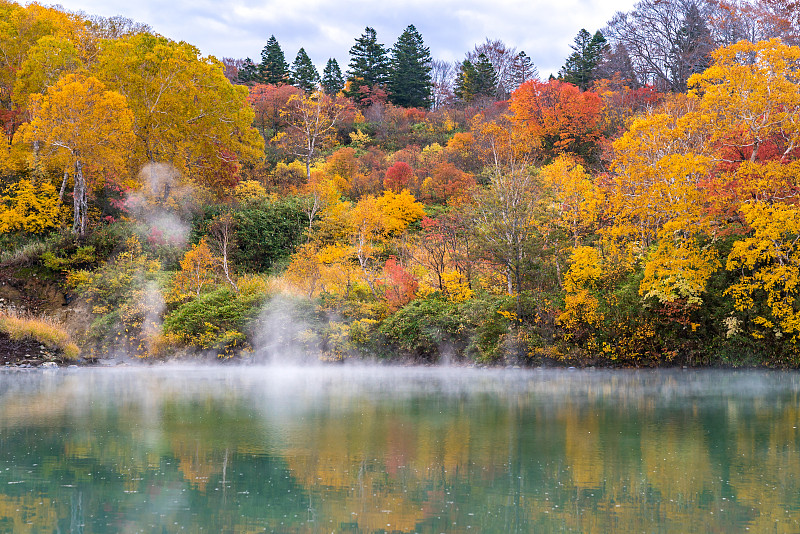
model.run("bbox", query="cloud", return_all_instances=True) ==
[41,0,635,78]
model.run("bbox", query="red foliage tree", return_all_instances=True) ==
[424,162,476,203]
[247,83,302,136]
[380,256,418,310]
[508,79,603,164]
[384,161,415,192]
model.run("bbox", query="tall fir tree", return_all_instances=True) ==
[511,51,538,90]
[669,3,712,91]
[260,35,289,84]
[388,24,433,109]
[559,29,607,90]
[238,57,259,83]
[321,58,345,95]
[454,54,497,102]
[345,27,390,103]
[291,48,320,93]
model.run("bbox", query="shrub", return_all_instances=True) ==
[68,235,163,356]
[162,275,269,356]
[378,293,465,361]
[233,197,306,272]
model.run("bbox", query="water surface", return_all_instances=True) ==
[0,366,798,532]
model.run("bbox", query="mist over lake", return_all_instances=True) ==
[1,366,798,532]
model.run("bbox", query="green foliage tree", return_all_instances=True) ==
[345,27,390,104]
[290,48,320,93]
[321,58,344,95]
[388,24,433,109]
[259,35,289,85]
[559,29,607,91]
[232,197,307,272]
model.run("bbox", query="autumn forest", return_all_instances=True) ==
[1,0,799,366]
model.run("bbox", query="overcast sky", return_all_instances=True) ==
[42,0,636,77]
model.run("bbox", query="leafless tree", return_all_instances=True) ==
[466,39,521,99]
[430,59,455,110]
[604,0,716,91]
[604,0,799,92]
[221,57,246,84]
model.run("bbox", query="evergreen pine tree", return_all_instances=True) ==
[511,51,538,90]
[559,29,607,90]
[388,24,433,109]
[454,54,497,102]
[239,57,259,83]
[345,27,390,103]
[669,3,712,91]
[473,53,498,97]
[259,35,289,85]
[454,60,477,102]
[321,58,345,95]
[291,48,320,93]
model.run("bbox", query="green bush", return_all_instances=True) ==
[162,278,268,355]
[190,197,306,273]
[378,293,465,361]
[233,197,306,272]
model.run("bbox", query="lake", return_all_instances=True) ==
[0,366,798,533]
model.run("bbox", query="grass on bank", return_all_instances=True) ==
[0,310,80,360]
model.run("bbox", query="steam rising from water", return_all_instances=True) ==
[140,279,165,356]
[126,163,195,247]
[252,295,321,364]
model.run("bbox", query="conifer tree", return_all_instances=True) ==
[511,51,538,90]
[454,60,477,101]
[474,53,498,95]
[291,48,320,93]
[260,35,289,84]
[345,27,390,103]
[454,54,497,102]
[388,24,433,109]
[321,58,344,95]
[559,29,607,90]
[239,57,259,83]
[669,3,712,91]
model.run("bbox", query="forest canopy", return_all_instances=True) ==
[2,0,800,366]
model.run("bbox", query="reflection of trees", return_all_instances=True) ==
[1,374,800,532]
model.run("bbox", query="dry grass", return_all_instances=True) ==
[0,310,80,360]
[0,237,55,265]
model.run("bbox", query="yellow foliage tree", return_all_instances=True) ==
[169,238,220,301]
[15,73,134,235]
[605,111,711,263]
[726,201,800,341]
[0,178,61,234]
[687,39,800,209]
[639,230,720,306]
[558,246,604,342]
[540,156,603,248]
[96,33,263,194]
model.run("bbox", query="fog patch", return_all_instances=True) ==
[125,163,196,247]
[251,294,322,364]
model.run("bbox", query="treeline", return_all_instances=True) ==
[1,0,800,366]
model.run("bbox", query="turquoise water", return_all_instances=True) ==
[0,366,798,532]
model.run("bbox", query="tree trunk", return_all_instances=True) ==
[72,159,87,236]
[59,170,69,203]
